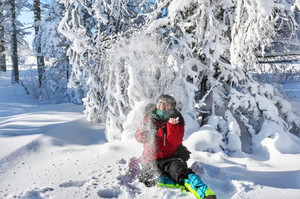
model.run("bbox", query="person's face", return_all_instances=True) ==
[157,99,173,110]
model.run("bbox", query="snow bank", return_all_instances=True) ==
[252,120,300,154]
[184,125,222,152]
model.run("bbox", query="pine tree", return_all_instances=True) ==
[58,0,153,140]
[107,0,299,146]
[9,0,19,83]
[0,1,6,72]
[141,0,300,151]
[0,0,31,75]
[33,0,45,88]
[58,0,96,104]
[59,0,300,150]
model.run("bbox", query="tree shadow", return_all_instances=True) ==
[0,116,106,146]
[0,118,107,175]
[44,118,107,146]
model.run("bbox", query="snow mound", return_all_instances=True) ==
[7,187,54,199]
[184,125,222,152]
[252,120,300,154]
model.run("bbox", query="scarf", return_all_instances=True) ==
[151,109,183,125]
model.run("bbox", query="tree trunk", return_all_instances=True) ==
[33,0,45,87]
[0,2,6,72]
[10,0,19,83]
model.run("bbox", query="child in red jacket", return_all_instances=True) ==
[135,94,216,199]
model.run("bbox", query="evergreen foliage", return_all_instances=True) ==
[56,0,300,151]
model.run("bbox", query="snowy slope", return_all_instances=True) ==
[1,68,300,199]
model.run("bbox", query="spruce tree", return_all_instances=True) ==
[59,0,300,149]
[33,0,45,88]
[9,0,19,83]
[0,1,6,72]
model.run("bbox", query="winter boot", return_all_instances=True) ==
[183,173,216,199]
[157,173,186,189]
[157,173,176,188]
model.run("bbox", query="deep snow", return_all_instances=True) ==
[0,65,300,199]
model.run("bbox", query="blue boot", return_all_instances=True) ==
[183,173,216,199]
[157,173,185,189]
[157,173,176,188]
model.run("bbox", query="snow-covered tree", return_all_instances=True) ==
[0,0,29,80]
[255,4,300,84]
[9,0,19,83]
[60,0,300,151]
[147,0,300,152]
[265,4,300,59]
[58,0,97,104]
[58,0,146,123]
[32,0,71,103]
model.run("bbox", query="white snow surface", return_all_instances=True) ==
[1,68,300,199]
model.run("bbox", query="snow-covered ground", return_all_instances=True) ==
[1,67,300,199]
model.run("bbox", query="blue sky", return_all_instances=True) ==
[19,0,50,47]
[19,7,34,46]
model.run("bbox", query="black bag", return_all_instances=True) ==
[175,145,191,161]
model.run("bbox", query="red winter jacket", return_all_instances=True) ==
[135,115,185,163]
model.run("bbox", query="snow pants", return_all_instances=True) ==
[139,157,193,187]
